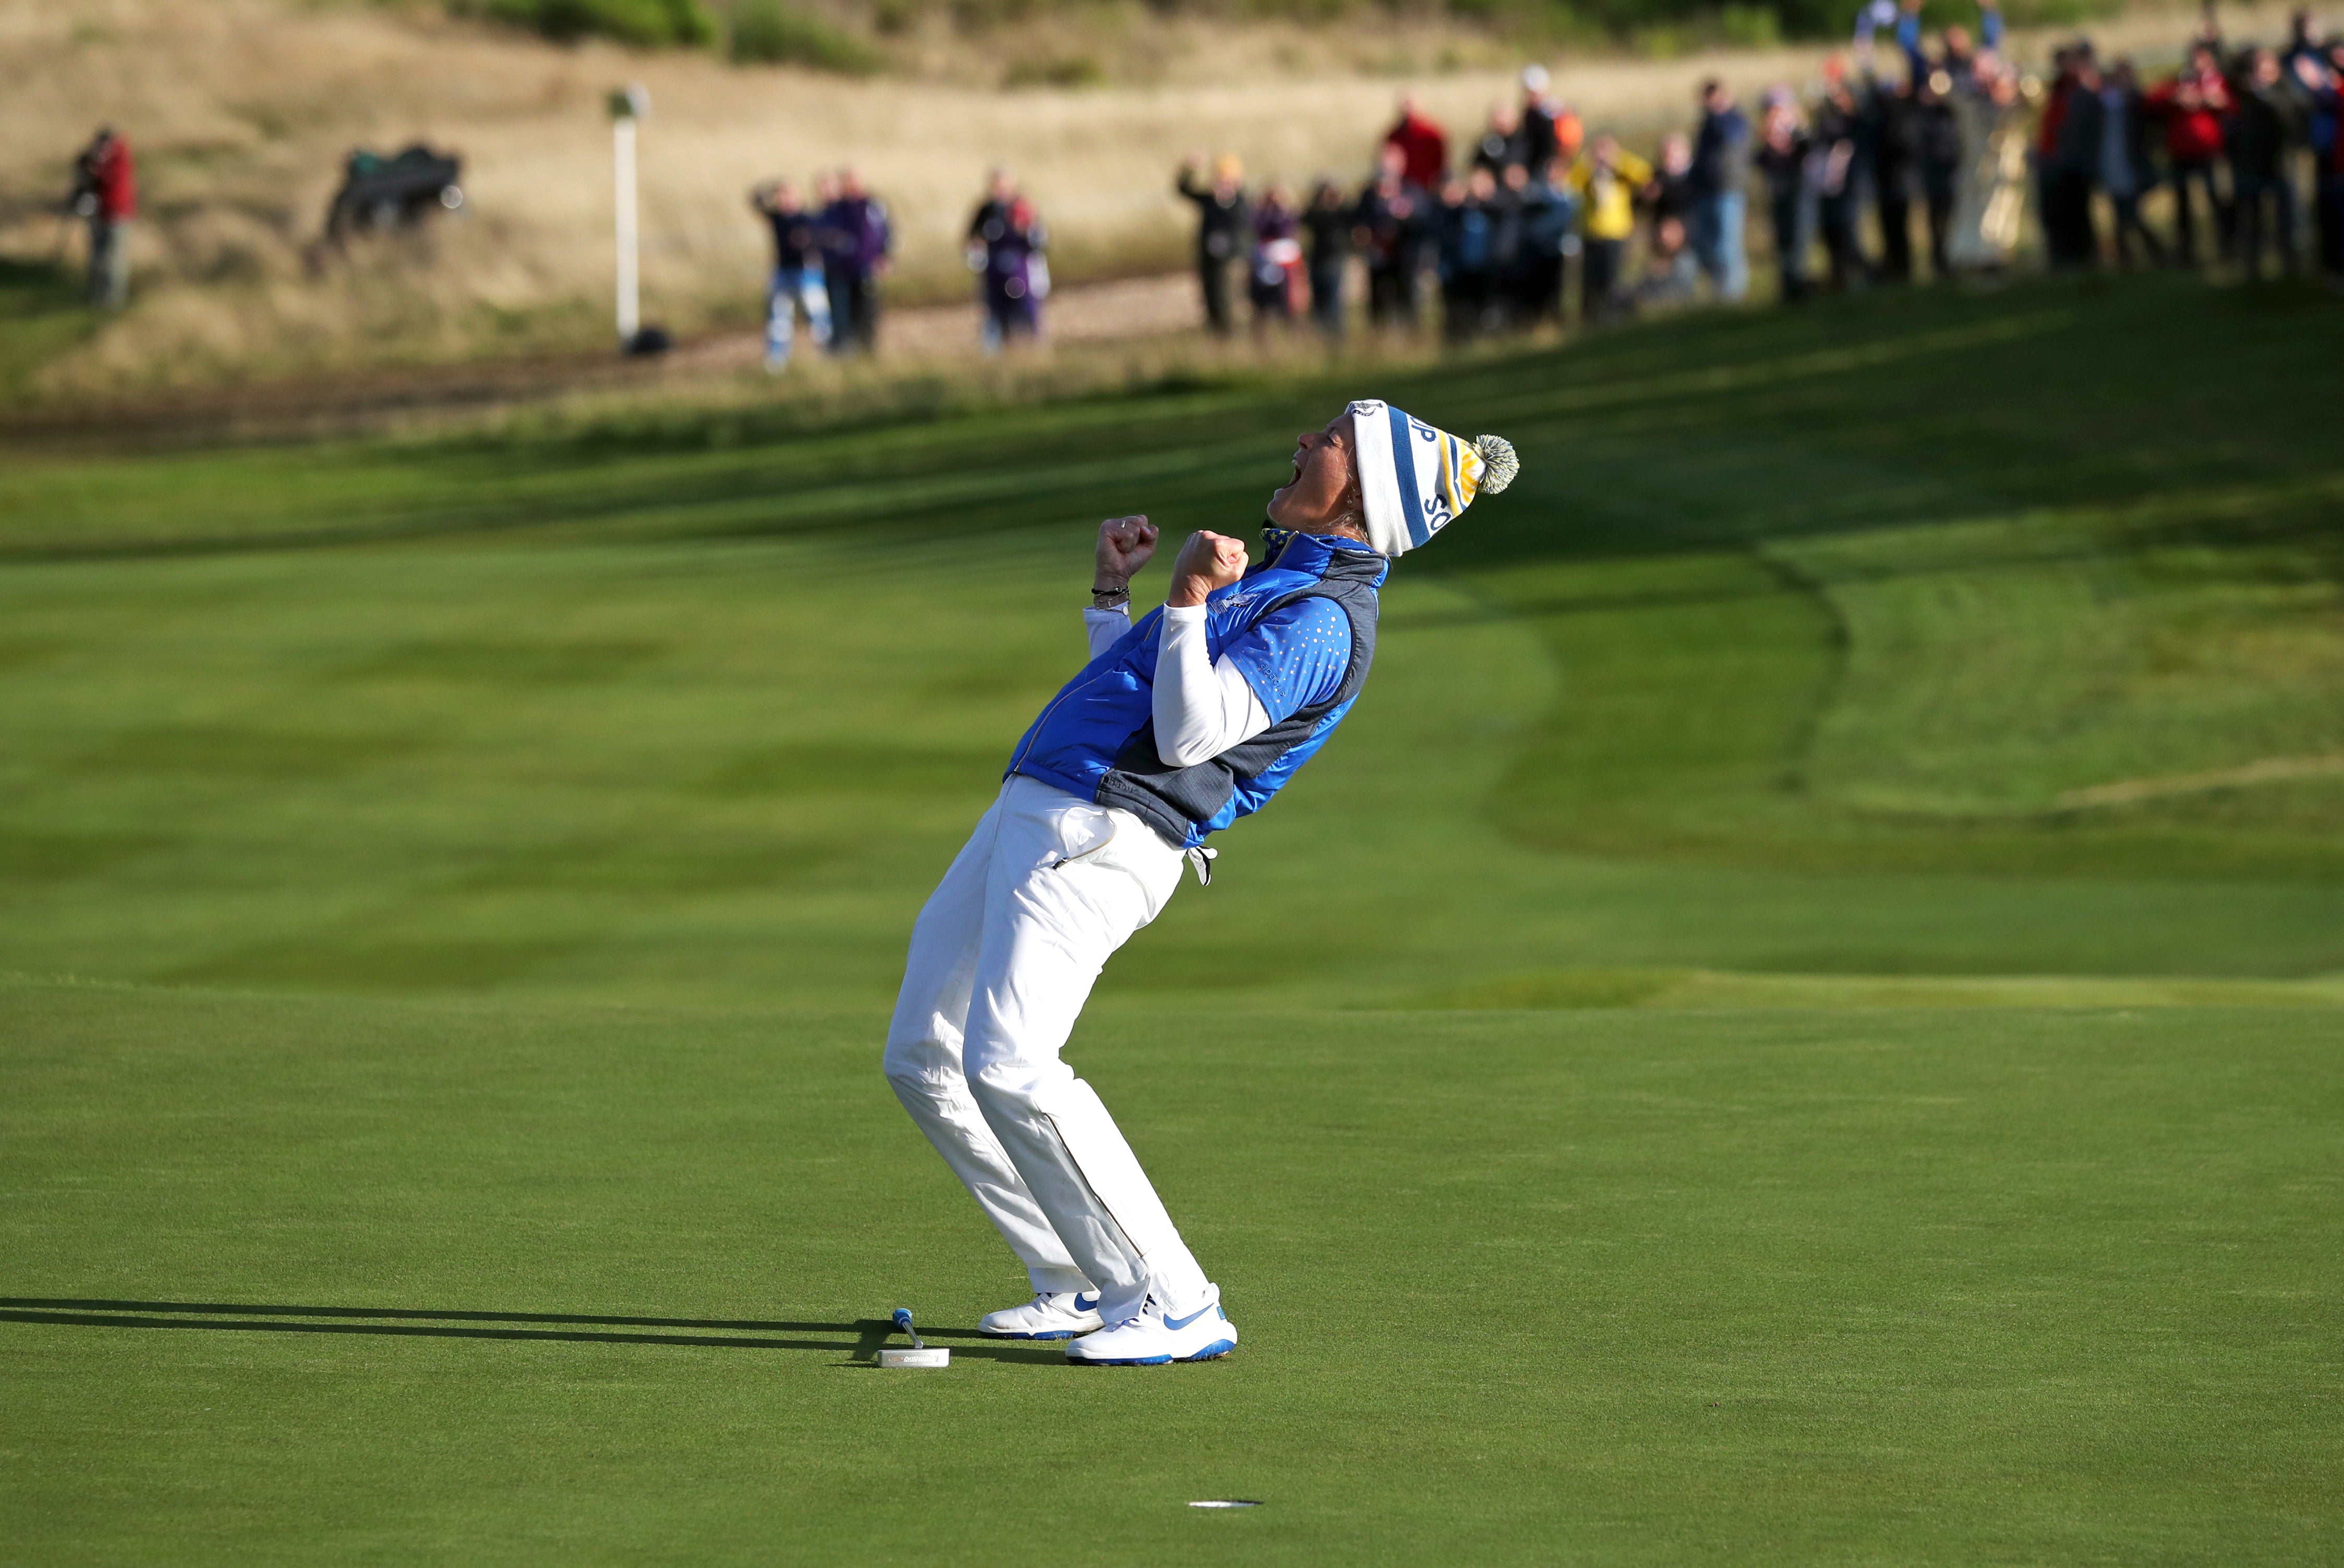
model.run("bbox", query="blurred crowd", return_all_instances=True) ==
[1137,1,2344,344]
[71,6,2341,358]
[743,0,2344,376]
[754,163,1055,364]
[748,169,893,369]
[2031,8,2344,277]
[1174,71,1603,343]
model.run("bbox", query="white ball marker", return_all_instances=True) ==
[879,1307,950,1368]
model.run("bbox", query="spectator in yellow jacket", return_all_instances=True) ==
[1568,136,1654,320]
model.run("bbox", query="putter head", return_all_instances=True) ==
[880,1307,947,1368]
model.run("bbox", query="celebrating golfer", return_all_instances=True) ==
[884,399,1517,1365]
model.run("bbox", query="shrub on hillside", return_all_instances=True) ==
[1991,0,2126,27]
[1001,53,1105,88]
[461,0,718,47]
[1716,4,1780,46]
[729,0,888,71]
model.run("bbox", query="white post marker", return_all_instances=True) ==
[878,1307,950,1368]
[608,82,649,348]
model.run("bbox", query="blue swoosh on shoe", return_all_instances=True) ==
[1163,1300,1218,1331]
[1074,1293,1099,1311]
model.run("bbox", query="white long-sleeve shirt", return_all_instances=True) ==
[1083,604,1270,767]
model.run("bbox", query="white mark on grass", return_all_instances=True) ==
[1189,1500,1263,1509]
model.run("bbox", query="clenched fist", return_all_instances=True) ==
[1095,515,1157,591]
[1166,530,1249,608]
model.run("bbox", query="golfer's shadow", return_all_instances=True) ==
[0,1297,1066,1366]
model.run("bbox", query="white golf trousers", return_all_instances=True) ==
[884,774,1211,1327]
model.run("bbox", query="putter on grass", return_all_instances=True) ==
[878,1307,949,1368]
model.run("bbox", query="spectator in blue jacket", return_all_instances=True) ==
[1435,168,1499,343]
[1689,78,1751,300]
[1507,158,1577,325]
[1880,0,2004,78]
[2298,38,2343,276]
[2099,59,2164,269]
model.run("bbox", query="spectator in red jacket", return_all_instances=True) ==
[2036,45,2076,162]
[2146,41,2234,263]
[1384,96,1449,192]
[69,126,136,309]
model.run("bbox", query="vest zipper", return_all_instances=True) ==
[1010,677,1084,779]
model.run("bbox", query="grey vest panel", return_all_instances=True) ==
[1095,551,1382,848]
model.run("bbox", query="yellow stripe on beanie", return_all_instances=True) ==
[1343,399,1521,557]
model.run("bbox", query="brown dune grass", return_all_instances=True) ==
[0,0,2270,400]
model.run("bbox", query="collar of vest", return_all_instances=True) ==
[1256,527,1385,578]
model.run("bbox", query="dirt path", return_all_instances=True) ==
[0,271,1209,446]
[668,272,1203,373]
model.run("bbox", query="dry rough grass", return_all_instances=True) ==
[0,0,2283,399]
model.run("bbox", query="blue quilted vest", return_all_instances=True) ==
[1007,531,1385,850]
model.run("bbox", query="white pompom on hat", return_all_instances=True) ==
[1346,398,1519,558]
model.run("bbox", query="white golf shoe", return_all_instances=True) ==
[1065,1289,1236,1366]
[977,1290,1103,1340]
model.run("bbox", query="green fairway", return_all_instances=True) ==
[5,978,2340,1565]
[4,275,2342,1560]
[4,277,2343,1003]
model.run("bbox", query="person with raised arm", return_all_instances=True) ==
[883,403,1519,1365]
